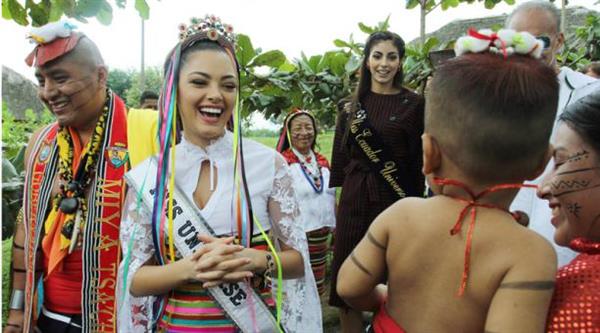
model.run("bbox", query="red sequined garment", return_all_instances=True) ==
[547,238,600,332]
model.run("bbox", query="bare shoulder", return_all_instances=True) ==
[505,229,557,280]
[370,197,432,245]
[375,197,428,226]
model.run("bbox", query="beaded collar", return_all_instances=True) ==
[56,96,109,251]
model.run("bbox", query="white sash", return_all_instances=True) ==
[125,157,281,333]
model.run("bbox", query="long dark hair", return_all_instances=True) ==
[341,31,406,144]
[351,31,406,107]
[162,37,238,143]
[559,90,600,155]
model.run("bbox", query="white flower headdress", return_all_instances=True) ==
[454,28,544,59]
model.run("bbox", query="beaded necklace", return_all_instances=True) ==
[291,147,323,193]
[55,102,108,251]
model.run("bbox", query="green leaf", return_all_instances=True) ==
[423,37,439,53]
[6,0,28,25]
[405,0,420,9]
[26,0,50,26]
[330,52,348,76]
[249,50,286,68]
[2,0,13,20]
[298,52,315,75]
[278,60,296,73]
[379,14,391,31]
[318,83,332,96]
[299,81,314,97]
[135,0,149,20]
[441,0,459,10]
[59,0,75,17]
[96,0,113,25]
[2,158,19,181]
[358,22,374,34]
[9,146,26,175]
[74,0,103,17]
[317,52,336,72]
[236,34,256,68]
[504,0,515,4]
[345,55,361,73]
[308,55,322,72]
[334,39,350,48]
[116,0,127,8]
[48,0,64,22]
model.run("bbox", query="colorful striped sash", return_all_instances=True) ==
[159,235,275,333]
[22,92,128,333]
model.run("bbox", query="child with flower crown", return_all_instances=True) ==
[337,29,559,333]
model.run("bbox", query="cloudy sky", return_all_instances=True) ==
[1,0,597,82]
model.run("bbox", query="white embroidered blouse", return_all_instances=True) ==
[287,162,336,232]
[116,131,322,332]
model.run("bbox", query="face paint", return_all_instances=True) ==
[36,58,103,128]
[538,123,600,246]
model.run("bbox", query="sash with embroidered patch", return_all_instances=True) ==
[349,108,406,199]
[126,157,282,333]
[22,91,128,333]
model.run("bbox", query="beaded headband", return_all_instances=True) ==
[455,28,544,59]
[178,15,236,47]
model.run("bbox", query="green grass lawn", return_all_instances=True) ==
[250,131,334,162]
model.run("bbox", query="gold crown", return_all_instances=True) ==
[178,15,236,45]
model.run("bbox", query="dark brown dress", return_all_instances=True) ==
[328,89,425,308]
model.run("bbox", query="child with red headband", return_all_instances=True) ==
[337,29,559,333]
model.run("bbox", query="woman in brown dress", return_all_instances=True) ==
[329,31,425,332]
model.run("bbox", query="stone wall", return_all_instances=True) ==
[2,65,44,120]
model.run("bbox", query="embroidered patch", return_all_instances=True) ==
[38,144,51,162]
[106,146,128,168]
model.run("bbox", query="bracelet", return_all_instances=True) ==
[9,289,24,310]
[263,253,275,284]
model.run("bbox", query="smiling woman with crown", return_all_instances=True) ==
[116,15,322,333]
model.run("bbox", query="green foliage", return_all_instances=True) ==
[107,68,134,101]
[404,37,442,92]
[250,131,334,162]
[2,159,21,239]
[236,17,379,129]
[2,104,53,161]
[405,0,512,12]
[558,14,600,69]
[2,103,52,239]
[2,0,150,26]
[125,66,163,108]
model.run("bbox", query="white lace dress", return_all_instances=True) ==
[288,163,336,232]
[117,131,322,332]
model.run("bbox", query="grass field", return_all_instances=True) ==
[250,131,335,162]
